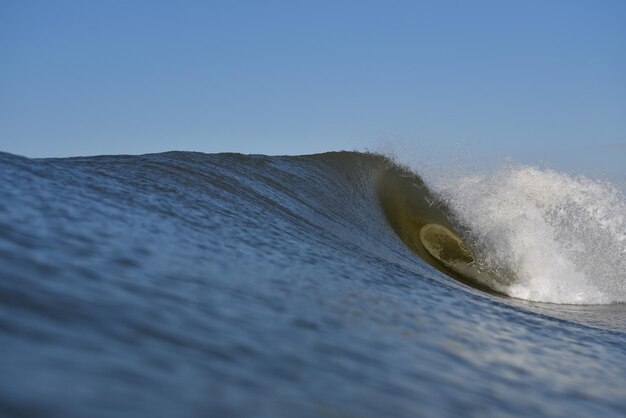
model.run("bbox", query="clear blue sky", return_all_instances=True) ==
[1,1,625,176]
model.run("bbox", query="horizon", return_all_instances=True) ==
[1,1,625,179]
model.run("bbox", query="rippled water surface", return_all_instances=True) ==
[0,151,624,417]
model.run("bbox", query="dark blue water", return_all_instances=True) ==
[0,151,624,417]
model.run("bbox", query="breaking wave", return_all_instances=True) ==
[425,165,626,304]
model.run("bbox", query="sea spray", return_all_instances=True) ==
[429,165,626,304]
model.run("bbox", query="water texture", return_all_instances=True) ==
[0,151,624,417]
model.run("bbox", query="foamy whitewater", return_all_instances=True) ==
[429,166,626,304]
[0,150,625,418]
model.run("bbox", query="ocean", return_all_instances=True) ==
[0,150,625,417]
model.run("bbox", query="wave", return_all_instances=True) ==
[319,152,626,305]
[3,149,626,417]
[1,150,624,305]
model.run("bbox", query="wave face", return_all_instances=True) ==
[429,166,626,304]
[0,150,625,417]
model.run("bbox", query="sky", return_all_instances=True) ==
[1,0,625,177]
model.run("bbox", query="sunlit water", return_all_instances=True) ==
[0,151,624,417]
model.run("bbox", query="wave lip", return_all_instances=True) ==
[375,160,505,296]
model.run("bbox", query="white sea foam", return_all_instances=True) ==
[429,166,626,304]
